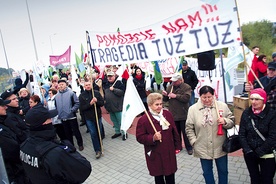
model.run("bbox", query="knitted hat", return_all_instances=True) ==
[250,88,267,103]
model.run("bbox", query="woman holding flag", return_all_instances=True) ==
[136,93,181,184]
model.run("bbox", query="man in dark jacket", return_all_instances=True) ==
[103,71,127,140]
[1,90,28,143]
[182,60,199,106]
[20,103,92,184]
[79,80,104,159]
[0,98,28,184]
[162,73,193,155]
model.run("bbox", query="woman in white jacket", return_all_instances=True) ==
[186,85,234,184]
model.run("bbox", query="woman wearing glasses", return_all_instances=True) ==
[186,85,234,184]
[239,88,276,184]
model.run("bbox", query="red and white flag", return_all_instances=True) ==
[116,65,129,80]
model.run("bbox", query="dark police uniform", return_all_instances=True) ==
[0,119,28,184]
[20,129,91,184]
[20,103,91,184]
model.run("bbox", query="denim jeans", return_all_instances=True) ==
[86,118,104,152]
[200,155,228,184]
[189,90,195,106]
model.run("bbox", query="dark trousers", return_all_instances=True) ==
[151,77,160,91]
[62,118,83,147]
[163,81,171,91]
[244,154,276,184]
[175,120,192,151]
[154,173,175,184]
[54,124,67,140]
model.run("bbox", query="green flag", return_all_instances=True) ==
[151,61,163,85]
[75,52,86,77]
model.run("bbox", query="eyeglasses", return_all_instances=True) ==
[268,68,276,71]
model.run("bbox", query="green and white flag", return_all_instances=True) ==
[121,78,145,133]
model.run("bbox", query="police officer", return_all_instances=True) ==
[0,97,28,184]
[1,90,28,143]
[20,102,91,184]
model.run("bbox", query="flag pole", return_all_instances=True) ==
[85,31,91,68]
[219,49,227,103]
[85,31,104,153]
[234,0,263,89]
[144,111,162,142]
[168,86,173,99]
[86,31,95,68]
[89,69,104,155]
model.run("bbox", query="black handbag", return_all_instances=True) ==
[222,126,241,153]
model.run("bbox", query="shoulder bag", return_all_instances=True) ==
[222,125,241,153]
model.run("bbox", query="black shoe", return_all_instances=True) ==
[187,150,193,155]
[80,122,86,126]
[122,133,128,141]
[79,146,84,151]
[111,133,121,139]
[86,129,89,133]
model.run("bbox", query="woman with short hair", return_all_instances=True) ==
[186,85,234,184]
[136,93,181,184]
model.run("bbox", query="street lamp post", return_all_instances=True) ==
[49,33,57,54]
[0,29,13,80]
[25,0,38,61]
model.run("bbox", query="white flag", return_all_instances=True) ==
[225,44,253,73]
[121,78,145,133]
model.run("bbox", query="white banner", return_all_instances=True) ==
[89,0,240,66]
[136,57,237,102]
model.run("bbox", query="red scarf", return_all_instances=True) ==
[135,74,143,80]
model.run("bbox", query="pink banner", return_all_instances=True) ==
[49,46,71,66]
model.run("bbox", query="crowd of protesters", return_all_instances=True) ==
[1,51,276,183]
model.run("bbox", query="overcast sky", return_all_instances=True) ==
[0,0,275,71]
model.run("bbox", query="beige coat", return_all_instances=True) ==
[186,100,234,159]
